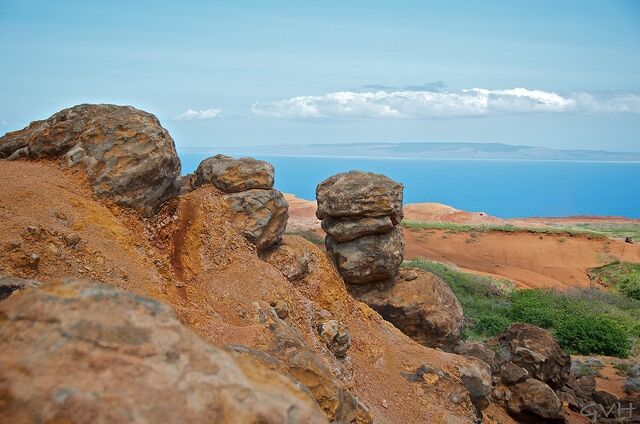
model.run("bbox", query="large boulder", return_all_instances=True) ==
[456,342,499,373]
[0,280,327,424]
[493,323,570,389]
[507,378,562,420]
[224,189,289,251]
[0,104,181,216]
[357,268,463,351]
[325,227,404,285]
[316,171,403,223]
[193,154,274,193]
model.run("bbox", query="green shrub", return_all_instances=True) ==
[619,271,640,301]
[555,314,631,357]
[509,290,561,329]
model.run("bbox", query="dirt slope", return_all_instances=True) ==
[0,161,482,423]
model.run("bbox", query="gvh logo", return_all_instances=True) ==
[580,402,635,422]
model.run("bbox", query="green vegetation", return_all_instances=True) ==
[406,259,640,357]
[589,261,640,301]
[401,220,640,240]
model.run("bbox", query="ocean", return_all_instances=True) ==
[180,153,640,218]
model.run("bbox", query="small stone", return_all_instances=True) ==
[317,320,351,358]
[24,225,43,239]
[381,399,388,408]
[64,233,81,247]
[270,300,289,319]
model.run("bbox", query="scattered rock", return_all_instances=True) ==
[193,154,274,193]
[317,319,351,358]
[0,104,181,216]
[261,236,310,281]
[357,268,463,351]
[321,215,394,243]
[456,342,499,373]
[0,280,328,423]
[625,236,634,244]
[500,361,529,385]
[224,189,289,250]
[316,171,403,223]
[493,323,570,388]
[270,300,289,319]
[325,227,404,285]
[64,233,81,247]
[507,378,562,420]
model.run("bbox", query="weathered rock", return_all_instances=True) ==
[224,189,289,250]
[326,227,404,285]
[321,216,394,243]
[317,320,351,358]
[357,268,463,351]
[0,280,328,424]
[565,373,596,400]
[500,361,529,385]
[0,276,41,300]
[493,323,570,388]
[456,342,499,373]
[270,300,290,319]
[316,171,403,223]
[507,378,562,420]
[261,236,310,281]
[0,104,181,216]
[193,154,274,193]
[255,303,370,423]
[458,357,493,410]
[625,364,640,394]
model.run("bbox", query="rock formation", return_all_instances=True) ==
[316,171,404,285]
[189,154,288,250]
[0,104,181,216]
[0,280,327,424]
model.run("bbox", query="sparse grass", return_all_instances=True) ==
[405,258,640,357]
[400,220,607,239]
[589,261,640,301]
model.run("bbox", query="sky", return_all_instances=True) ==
[1,0,639,152]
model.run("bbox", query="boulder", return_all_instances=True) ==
[0,280,328,424]
[494,323,570,388]
[357,268,463,351]
[325,227,404,285]
[193,154,274,193]
[458,358,493,410]
[316,171,403,223]
[500,362,529,385]
[224,189,289,250]
[320,216,394,243]
[507,378,562,420]
[456,342,499,373]
[261,235,310,281]
[0,104,181,216]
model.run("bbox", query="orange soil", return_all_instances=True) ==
[286,194,640,289]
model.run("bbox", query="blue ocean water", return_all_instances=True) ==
[180,153,640,218]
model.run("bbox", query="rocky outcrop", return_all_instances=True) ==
[0,280,327,424]
[316,171,404,285]
[0,104,181,216]
[192,154,274,192]
[356,267,464,351]
[492,323,570,389]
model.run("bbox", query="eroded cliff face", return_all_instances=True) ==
[0,105,485,423]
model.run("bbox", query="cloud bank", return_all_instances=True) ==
[174,108,222,120]
[251,88,640,119]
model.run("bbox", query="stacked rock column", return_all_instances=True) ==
[316,171,404,285]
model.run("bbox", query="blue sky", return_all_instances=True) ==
[1,0,639,152]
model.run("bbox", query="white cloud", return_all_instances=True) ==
[174,108,222,120]
[251,88,640,119]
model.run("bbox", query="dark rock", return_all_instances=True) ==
[500,361,529,385]
[0,104,182,216]
[224,189,289,250]
[325,227,403,285]
[0,276,41,300]
[193,154,274,193]
[358,268,463,351]
[458,357,493,410]
[321,215,394,243]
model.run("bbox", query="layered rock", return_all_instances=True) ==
[188,154,288,251]
[0,280,327,424]
[316,171,404,285]
[356,267,464,351]
[0,104,181,216]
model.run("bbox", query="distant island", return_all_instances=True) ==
[220,142,640,162]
